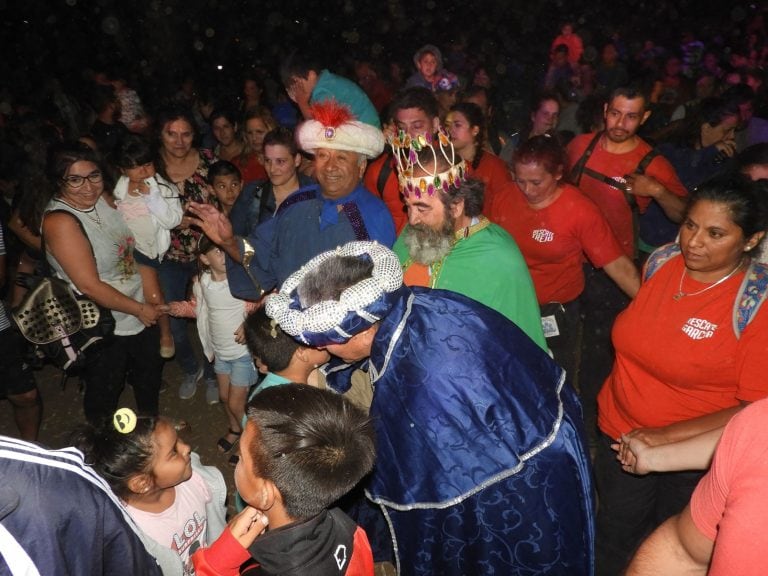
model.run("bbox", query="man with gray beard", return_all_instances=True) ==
[391,141,547,349]
[401,198,454,264]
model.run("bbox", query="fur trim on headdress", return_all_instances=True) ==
[296,100,385,159]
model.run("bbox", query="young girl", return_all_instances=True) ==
[73,408,227,575]
[210,108,245,163]
[166,235,258,464]
[445,101,513,217]
[113,134,183,358]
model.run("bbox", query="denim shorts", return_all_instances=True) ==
[214,354,257,387]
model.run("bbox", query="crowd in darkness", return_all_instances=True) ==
[2,0,768,574]
[0,0,765,127]
[0,0,765,218]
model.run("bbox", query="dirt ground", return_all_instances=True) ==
[0,340,397,575]
[0,337,241,509]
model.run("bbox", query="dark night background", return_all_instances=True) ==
[0,0,762,112]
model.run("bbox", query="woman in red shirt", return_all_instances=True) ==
[594,175,768,575]
[495,135,639,382]
[445,101,513,217]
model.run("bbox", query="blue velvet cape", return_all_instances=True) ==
[364,287,595,575]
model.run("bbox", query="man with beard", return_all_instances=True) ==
[567,86,688,258]
[565,85,687,445]
[391,134,547,349]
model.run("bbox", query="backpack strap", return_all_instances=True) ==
[642,243,681,282]
[567,131,603,187]
[570,137,661,260]
[643,247,768,339]
[733,260,768,338]
[375,156,394,199]
[636,148,660,175]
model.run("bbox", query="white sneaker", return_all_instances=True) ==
[179,367,203,400]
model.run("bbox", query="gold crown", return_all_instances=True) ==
[389,128,466,198]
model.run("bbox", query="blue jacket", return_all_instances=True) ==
[0,437,162,575]
[227,183,395,298]
[230,182,262,237]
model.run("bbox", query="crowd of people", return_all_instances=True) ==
[2,8,768,575]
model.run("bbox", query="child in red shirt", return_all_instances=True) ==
[192,384,376,576]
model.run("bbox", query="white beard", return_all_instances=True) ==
[403,220,454,265]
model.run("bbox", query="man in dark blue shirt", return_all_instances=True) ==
[189,101,395,300]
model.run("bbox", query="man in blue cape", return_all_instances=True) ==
[267,241,595,575]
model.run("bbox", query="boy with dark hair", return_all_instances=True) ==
[208,160,260,236]
[244,308,372,412]
[191,384,376,575]
[243,308,328,390]
[280,51,379,128]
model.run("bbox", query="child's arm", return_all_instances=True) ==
[145,176,183,229]
[611,427,724,475]
[164,297,197,318]
[244,301,261,314]
[191,507,268,576]
[233,302,262,344]
[234,322,246,345]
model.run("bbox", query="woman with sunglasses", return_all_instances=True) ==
[42,141,163,424]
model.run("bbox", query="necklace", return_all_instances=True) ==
[54,198,102,227]
[673,260,743,301]
[85,205,102,228]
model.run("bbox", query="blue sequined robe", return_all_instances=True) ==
[364,286,595,575]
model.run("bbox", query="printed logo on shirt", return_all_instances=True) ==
[172,511,207,556]
[334,544,348,570]
[532,229,555,243]
[682,317,718,340]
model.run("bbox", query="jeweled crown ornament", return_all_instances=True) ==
[389,127,466,198]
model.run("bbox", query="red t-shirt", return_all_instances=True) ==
[551,33,584,65]
[690,399,768,575]
[466,151,513,218]
[598,254,768,439]
[364,154,408,234]
[566,133,687,257]
[494,182,624,304]
[232,153,267,185]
